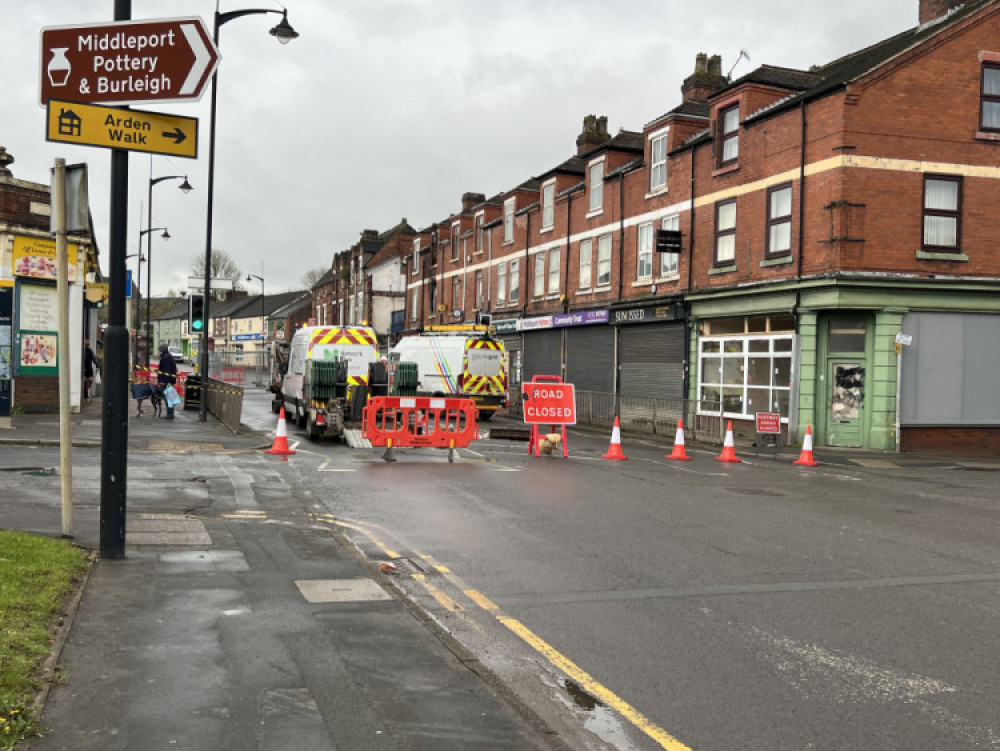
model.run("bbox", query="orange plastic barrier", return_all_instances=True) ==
[363,396,478,459]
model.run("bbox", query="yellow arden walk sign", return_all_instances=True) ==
[46,99,198,158]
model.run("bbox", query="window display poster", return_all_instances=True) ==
[15,282,58,376]
[12,235,79,283]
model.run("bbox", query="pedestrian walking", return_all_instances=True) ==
[157,343,178,419]
[83,339,99,401]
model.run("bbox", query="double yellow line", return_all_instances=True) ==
[312,512,693,751]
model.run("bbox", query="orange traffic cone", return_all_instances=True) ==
[602,417,629,460]
[794,425,819,466]
[265,407,296,457]
[715,420,742,463]
[666,419,692,461]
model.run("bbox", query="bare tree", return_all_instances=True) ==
[190,249,243,288]
[301,266,329,289]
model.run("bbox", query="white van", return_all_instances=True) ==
[389,329,507,419]
[280,325,380,432]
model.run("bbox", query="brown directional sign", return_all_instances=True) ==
[40,17,220,106]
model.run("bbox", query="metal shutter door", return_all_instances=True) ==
[618,323,685,399]
[566,326,615,393]
[522,329,562,382]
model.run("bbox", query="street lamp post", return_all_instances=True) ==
[146,171,192,365]
[247,273,265,385]
[136,226,169,366]
[200,8,298,422]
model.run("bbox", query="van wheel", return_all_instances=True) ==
[306,414,320,441]
[296,402,307,428]
[478,411,494,421]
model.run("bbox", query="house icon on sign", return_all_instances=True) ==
[57,108,81,138]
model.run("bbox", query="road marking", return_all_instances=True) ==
[499,616,692,750]
[317,457,357,472]
[411,573,463,612]
[464,589,499,612]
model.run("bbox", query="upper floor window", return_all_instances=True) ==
[409,288,418,320]
[411,239,420,274]
[718,104,739,166]
[497,262,507,304]
[923,175,962,251]
[715,199,737,266]
[579,238,593,289]
[504,199,515,243]
[766,184,793,257]
[542,181,555,229]
[451,223,460,261]
[660,215,679,276]
[452,276,462,307]
[981,63,1000,131]
[475,270,484,309]
[637,222,654,280]
[509,259,520,302]
[548,247,560,295]
[649,129,668,192]
[597,234,612,287]
[475,213,484,253]
[588,160,604,212]
[533,253,545,298]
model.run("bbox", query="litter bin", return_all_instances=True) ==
[183,374,202,411]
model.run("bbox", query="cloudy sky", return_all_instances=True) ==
[4,0,917,297]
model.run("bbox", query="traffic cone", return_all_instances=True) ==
[715,421,742,463]
[602,417,629,460]
[265,407,296,457]
[793,425,819,466]
[666,419,692,461]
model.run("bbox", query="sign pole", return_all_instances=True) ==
[99,0,132,560]
[53,159,73,538]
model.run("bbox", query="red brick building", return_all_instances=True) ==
[400,0,1000,454]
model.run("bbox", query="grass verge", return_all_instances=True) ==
[0,529,90,749]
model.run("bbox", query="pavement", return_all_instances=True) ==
[0,397,562,751]
[2,398,997,750]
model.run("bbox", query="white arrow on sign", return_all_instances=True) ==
[179,22,213,96]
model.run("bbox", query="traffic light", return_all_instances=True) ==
[188,294,205,333]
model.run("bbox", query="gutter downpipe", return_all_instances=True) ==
[521,210,531,318]
[790,99,808,445]
[683,145,697,422]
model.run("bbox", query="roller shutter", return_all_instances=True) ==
[566,326,614,393]
[522,329,562,382]
[618,323,685,400]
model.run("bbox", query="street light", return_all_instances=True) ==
[135,226,169,366]
[247,273,265,384]
[200,7,298,421]
[146,171,192,366]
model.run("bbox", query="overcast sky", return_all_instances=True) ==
[4,0,918,297]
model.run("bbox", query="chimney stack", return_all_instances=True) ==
[681,53,729,102]
[576,115,610,155]
[461,192,486,212]
[919,0,965,24]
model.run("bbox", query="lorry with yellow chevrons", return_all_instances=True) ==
[276,325,381,440]
[388,325,508,420]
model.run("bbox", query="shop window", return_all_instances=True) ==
[698,333,794,421]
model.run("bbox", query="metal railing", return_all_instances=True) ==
[204,376,243,434]
[508,390,728,445]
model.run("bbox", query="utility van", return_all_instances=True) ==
[389,327,507,419]
[278,325,380,440]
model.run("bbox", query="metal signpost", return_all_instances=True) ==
[40,9,219,558]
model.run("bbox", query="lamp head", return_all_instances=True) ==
[178,178,193,194]
[269,10,299,44]
[161,229,171,240]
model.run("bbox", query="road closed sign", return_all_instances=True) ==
[522,381,576,425]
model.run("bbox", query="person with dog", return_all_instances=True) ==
[156,343,178,420]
